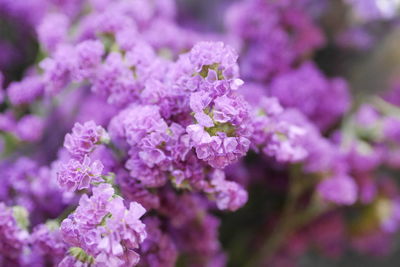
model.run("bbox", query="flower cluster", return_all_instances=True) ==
[226,0,325,81]
[0,204,29,264]
[60,184,146,266]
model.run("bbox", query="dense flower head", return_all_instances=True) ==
[172,41,243,95]
[188,41,239,77]
[140,217,177,267]
[116,171,160,210]
[226,0,325,81]
[90,52,138,106]
[0,203,28,261]
[37,13,70,53]
[156,191,226,266]
[16,114,45,142]
[7,76,44,106]
[268,62,350,131]
[382,116,400,143]
[210,169,248,211]
[72,40,105,81]
[245,94,308,163]
[64,120,109,159]
[186,123,251,169]
[244,89,308,162]
[39,45,77,94]
[346,140,383,174]
[56,155,104,192]
[109,104,175,187]
[317,175,358,205]
[173,42,253,169]
[0,158,67,225]
[31,222,67,260]
[60,183,146,266]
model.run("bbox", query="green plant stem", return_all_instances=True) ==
[246,168,326,267]
[245,167,301,267]
[371,96,400,119]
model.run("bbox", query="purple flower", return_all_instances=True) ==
[187,124,250,169]
[109,105,168,145]
[189,41,239,76]
[98,198,146,257]
[7,76,44,106]
[31,222,67,259]
[355,104,380,126]
[269,62,350,130]
[37,13,69,52]
[168,42,254,169]
[40,45,76,94]
[0,203,28,261]
[346,141,383,173]
[226,0,324,80]
[60,184,114,248]
[116,171,160,210]
[57,156,104,192]
[383,116,400,143]
[0,157,67,224]
[109,104,187,187]
[58,255,84,267]
[0,112,16,132]
[210,170,248,211]
[72,40,104,81]
[64,120,109,159]
[140,217,177,267]
[317,175,358,205]
[249,98,308,162]
[91,52,139,106]
[158,192,225,266]
[16,115,45,142]
[60,184,147,266]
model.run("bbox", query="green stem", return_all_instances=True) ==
[246,167,328,267]
[245,166,302,267]
[371,96,400,119]
[56,205,77,223]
